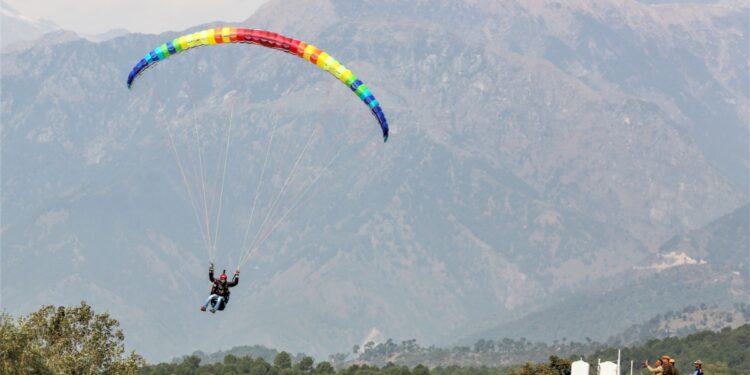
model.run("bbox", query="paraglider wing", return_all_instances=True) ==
[126,27,389,141]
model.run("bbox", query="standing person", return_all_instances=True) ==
[692,360,703,375]
[661,355,674,375]
[669,358,679,375]
[644,359,663,375]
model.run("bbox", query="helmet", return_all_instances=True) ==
[220,272,228,280]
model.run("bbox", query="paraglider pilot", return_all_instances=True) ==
[201,264,239,313]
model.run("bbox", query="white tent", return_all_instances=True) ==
[571,359,590,375]
[599,361,618,375]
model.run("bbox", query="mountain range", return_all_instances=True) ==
[1,0,747,361]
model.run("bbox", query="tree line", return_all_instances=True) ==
[349,337,602,367]
[140,352,565,375]
[2,302,747,374]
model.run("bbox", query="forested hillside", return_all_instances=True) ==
[592,325,750,375]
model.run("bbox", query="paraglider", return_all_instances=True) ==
[127,27,389,141]
[126,27,389,313]
[201,264,239,313]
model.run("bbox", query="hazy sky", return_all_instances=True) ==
[6,0,270,35]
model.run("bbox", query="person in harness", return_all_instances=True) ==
[200,263,239,313]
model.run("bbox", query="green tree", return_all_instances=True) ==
[0,302,143,375]
[177,355,201,375]
[297,356,315,373]
[250,357,273,375]
[0,312,48,374]
[382,364,412,375]
[225,354,239,365]
[237,355,255,373]
[702,362,730,375]
[513,363,544,375]
[275,351,293,370]
[512,357,571,375]
[340,364,361,375]
[413,364,430,375]
[547,356,571,375]
[315,361,335,374]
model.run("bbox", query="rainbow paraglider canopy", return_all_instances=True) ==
[127,27,389,141]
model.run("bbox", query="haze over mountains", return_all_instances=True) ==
[2,0,748,362]
[0,0,129,50]
[0,1,59,48]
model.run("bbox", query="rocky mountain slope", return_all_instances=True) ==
[458,203,748,344]
[608,302,750,346]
